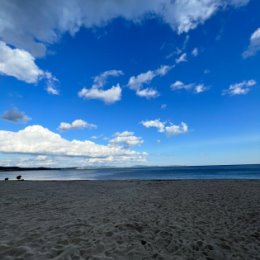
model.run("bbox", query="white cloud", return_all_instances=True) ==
[171,81,207,93]
[191,48,199,57]
[0,41,43,83]
[229,0,250,6]
[141,119,165,133]
[136,88,159,98]
[0,1,249,56]
[171,81,192,90]
[2,155,57,168]
[93,70,123,88]
[0,125,147,164]
[36,155,48,161]
[78,70,123,104]
[194,84,207,93]
[161,104,167,109]
[79,84,122,104]
[176,53,187,64]
[164,122,188,135]
[110,131,144,147]
[1,108,31,123]
[47,85,59,95]
[128,65,171,98]
[243,28,260,58]
[141,119,188,136]
[59,119,97,131]
[0,41,57,89]
[222,80,256,96]
[128,65,171,90]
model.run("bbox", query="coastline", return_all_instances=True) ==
[1,180,259,259]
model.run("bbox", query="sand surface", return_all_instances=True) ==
[0,180,259,260]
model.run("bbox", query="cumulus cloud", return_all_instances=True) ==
[1,108,31,123]
[0,1,249,56]
[128,65,171,98]
[176,53,187,64]
[141,119,188,136]
[0,125,147,164]
[171,81,207,93]
[164,123,188,135]
[222,80,256,95]
[79,84,122,104]
[0,41,57,90]
[0,41,43,83]
[243,28,260,58]
[78,70,123,104]
[110,131,144,147]
[59,119,97,131]
[142,119,165,133]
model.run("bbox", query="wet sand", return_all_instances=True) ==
[0,180,259,259]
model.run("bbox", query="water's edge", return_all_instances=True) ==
[1,164,260,181]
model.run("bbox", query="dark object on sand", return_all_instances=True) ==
[16,175,22,180]
[4,177,9,181]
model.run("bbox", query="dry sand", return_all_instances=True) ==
[0,180,259,260]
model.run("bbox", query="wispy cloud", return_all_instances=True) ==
[243,28,260,58]
[78,70,123,104]
[93,70,123,88]
[136,88,159,98]
[46,85,59,95]
[59,119,97,131]
[141,119,188,136]
[161,104,167,109]
[176,53,187,64]
[191,48,199,57]
[222,80,256,96]
[171,81,207,93]
[128,65,171,98]
[1,108,31,123]
[171,81,192,90]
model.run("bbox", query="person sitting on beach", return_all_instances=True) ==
[16,175,22,181]
[4,177,9,181]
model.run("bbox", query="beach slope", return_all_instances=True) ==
[0,180,259,259]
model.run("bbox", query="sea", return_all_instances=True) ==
[1,164,260,181]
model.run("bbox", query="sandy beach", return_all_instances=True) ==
[0,180,259,259]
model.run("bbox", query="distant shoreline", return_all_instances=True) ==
[0,166,62,172]
[1,163,260,172]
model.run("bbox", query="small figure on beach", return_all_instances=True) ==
[16,175,22,181]
[4,177,9,181]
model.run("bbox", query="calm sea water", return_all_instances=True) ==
[1,165,260,181]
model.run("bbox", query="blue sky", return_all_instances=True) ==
[0,0,259,167]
